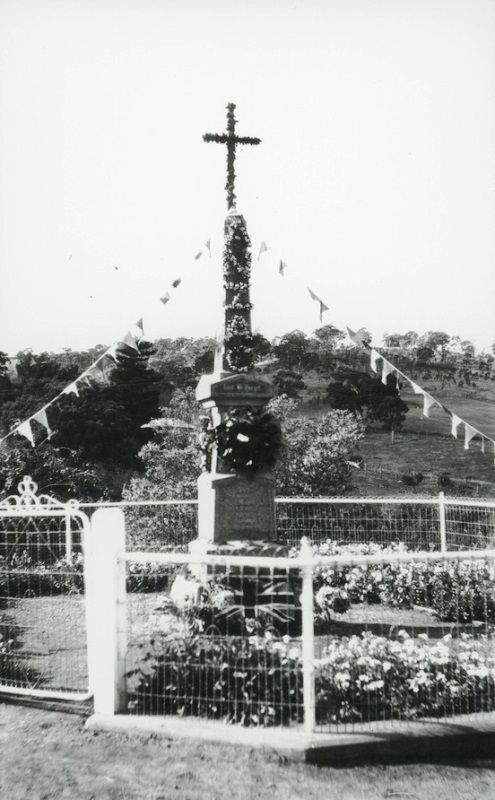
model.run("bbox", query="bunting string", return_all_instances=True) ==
[0,242,210,450]
[255,237,495,467]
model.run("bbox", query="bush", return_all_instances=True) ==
[310,541,495,624]
[127,628,304,726]
[315,630,495,724]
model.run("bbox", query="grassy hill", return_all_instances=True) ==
[295,370,495,497]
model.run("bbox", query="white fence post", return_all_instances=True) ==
[300,536,316,735]
[64,512,72,561]
[438,491,447,553]
[85,508,127,716]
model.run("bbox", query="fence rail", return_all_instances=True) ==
[79,494,495,553]
[0,478,91,700]
[85,508,495,737]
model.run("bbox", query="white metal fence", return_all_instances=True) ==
[0,477,91,700]
[86,509,495,737]
[80,494,495,553]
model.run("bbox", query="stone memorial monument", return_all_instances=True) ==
[192,103,281,551]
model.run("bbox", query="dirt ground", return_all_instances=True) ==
[2,701,495,800]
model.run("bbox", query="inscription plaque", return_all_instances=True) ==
[197,473,276,543]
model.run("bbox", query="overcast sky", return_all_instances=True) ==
[1,0,494,356]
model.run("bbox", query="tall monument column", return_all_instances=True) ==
[194,103,280,546]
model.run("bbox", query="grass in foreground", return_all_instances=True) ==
[2,703,495,800]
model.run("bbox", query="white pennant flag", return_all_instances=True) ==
[18,420,35,447]
[79,373,92,387]
[205,239,211,256]
[451,413,462,438]
[422,393,438,418]
[464,423,478,450]
[214,338,225,373]
[33,409,52,439]
[410,380,423,395]
[63,382,79,397]
[279,260,287,276]
[121,329,140,352]
[258,241,268,261]
[381,359,395,385]
[481,436,486,455]
[106,343,119,362]
[370,349,380,373]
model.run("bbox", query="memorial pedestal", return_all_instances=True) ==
[196,472,276,544]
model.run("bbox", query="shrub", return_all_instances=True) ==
[315,630,495,724]
[127,628,304,726]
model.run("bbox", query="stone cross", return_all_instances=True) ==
[203,103,261,210]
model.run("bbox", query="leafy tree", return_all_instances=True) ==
[251,332,272,363]
[418,331,451,361]
[273,369,306,399]
[327,367,409,436]
[355,328,372,346]
[271,407,364,496]
[0,444,107,501]
[123,390,201,501]
[272,330,312,371]
[53,341,163,468]
[313,325,345,349]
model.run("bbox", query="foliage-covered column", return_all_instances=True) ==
[223,211,255,374]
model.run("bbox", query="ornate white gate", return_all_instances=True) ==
[0,476,91,700]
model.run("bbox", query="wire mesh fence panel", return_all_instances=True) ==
[81,502,198,552]
[0,478,90,698]
[0,514,84,564]
[123,556,304,727]
[445,502,495,551]
[276,500,441,550]
[312,551,495,734]
[0,514,88,696]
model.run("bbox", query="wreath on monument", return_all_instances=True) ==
[214,406,282,474]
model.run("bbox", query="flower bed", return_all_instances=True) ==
[127,622,495,726]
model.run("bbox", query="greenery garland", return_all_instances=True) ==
[223,213,255,373]
[214,406,282,474]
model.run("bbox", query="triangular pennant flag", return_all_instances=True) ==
[464,423,478,450]
[121,330,140,352]
[257,241,268,261]
[451,413,462,438]
[214,338,225,373]
[33,409,52,439]
[279,260,287,276]
[481,436,486,455]
[381,359,395,386]
[347,327,364,347]
[307,288,329,322]
[172,278,182,288]
[106,343,119,362]
[18,420,34,447]
[160,291,171,305]
[135,318,144,336]
[62,382,79,397]
[422,393,438,418]
[370,348,380,373]
[205,239,211,256]
[194,251,203,260]
[410,380,423,395]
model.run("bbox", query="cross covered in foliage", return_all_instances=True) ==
[203,103,261,210]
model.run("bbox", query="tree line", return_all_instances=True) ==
[0,327,492,500]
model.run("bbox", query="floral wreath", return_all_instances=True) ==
[214,406,282,473]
